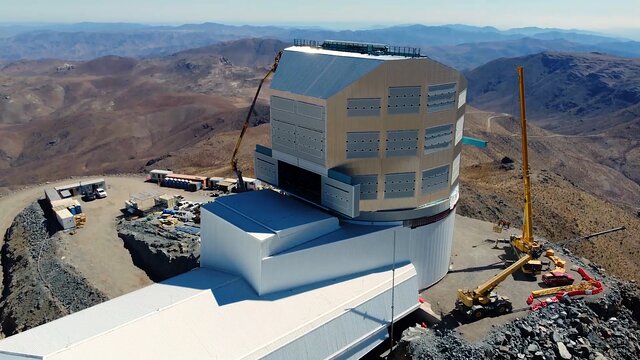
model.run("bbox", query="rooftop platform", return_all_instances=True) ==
[0,265,418,360]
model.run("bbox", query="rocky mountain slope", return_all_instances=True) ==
[466,52,640,134]
[466,52,640,186]
[0,38,285,189]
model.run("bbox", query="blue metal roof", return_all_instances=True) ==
[270,49,384,99]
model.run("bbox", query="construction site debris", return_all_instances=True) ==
[117,206,200,281]
[399,249,640,360]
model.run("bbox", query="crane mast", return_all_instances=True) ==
[512,66,541,257]
[230,51,282,192]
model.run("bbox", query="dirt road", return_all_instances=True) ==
[0,175,212,299]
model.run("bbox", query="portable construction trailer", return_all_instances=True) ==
[206,177,224,189]
[149,170,174,184]
[53,206,76,230]
[157,194,177,209]
[126,191,159,214]
[44,188,62,203]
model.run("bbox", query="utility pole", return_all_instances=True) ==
[388,230,397,358]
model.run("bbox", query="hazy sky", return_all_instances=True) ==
[1,0,639,33]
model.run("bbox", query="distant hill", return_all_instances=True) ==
[0,38,281,187]
[465,51,640,186]
[466,52,640,134]
[172,38,289,68]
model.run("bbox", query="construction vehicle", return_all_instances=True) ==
[230,51,283,193]
[456,66,547,320]
[542,271,574,286]
[456,248,544,320]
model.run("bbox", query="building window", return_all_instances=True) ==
[384,172,415,199]
[388,86,420,114]
[347,98,381,117]
[424,124,453,154]
[346,132,379,159]
[427,83,456,113]
[422,165,449,194]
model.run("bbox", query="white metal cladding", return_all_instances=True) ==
[384,172,416,199]
[272,120,296,152]
[458,89,467,109]
[263,267,418,360]
[321,177,361,218]
[421,165,450,194]
[296,127,325,161]
[255,152,278,186]
[347,98,381,117]
[270,49,384,99]
[388,86,421,114]
[451,153,461,183]
[351,174,378,200]
[427,83,457,113]
[271,96,327,165]
[455,115,464,145]
[271,96,295,113]
[386,129,419,157]
[346,132,380,159]
[402,209,456,289]
[424,124,453,154]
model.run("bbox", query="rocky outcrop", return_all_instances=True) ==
[0,203,107,337]
[117,218,199,282]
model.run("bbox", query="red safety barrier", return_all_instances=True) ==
[529,268,604,311]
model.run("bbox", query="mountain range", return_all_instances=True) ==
[1,22,640,70]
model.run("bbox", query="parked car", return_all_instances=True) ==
[95,188,108,199]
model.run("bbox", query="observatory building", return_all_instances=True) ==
[0,40,466,360]
[204,40,467,294]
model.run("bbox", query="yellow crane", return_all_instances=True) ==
[456,66,548,320]
[230,51,282,192]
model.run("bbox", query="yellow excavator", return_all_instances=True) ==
[229,51,282,192]
[456,66,564,320]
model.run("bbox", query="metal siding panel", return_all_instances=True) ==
[388,86,420,115]
[254,153,278,186]
[455,115,464,145]
[421,165,450,194]
[427,83,456,95]
[388,106,420,115]
[389,86,421,97]
[451,153,461,182]
[272,108,325,132]
[386,129,418,157]
[384,172,415,199]
[458,89,467,108]
[427,101,455,113]
[407,210,455,288]
[270,50,383,99]
[271,120,296,152]
[271,96,295,112]
[296,101,324,120]
[352,174,378,200]
[424,124,453,154]
[346,132,380,159]
[296,127,325,162]
[347,98,381,117]
[321,177,360,218]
